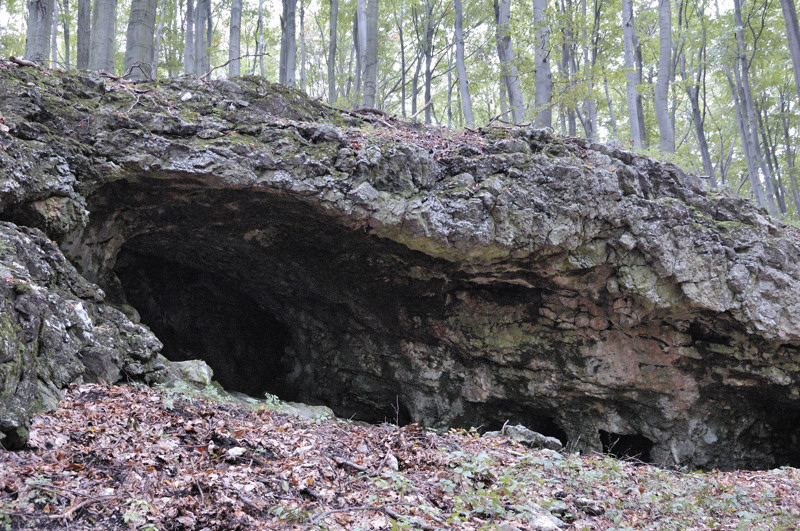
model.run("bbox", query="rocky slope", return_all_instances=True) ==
[0,62,799,469]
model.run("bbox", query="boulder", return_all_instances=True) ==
[1,64,799,468]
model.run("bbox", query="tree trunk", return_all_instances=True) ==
[602,71,617,139]
[362,0,378,107]
[151,0,166,78]
[76,0,89,68]
[533,0,551,127]
[124,0,158,79]
[25,0,56,64]
[454,0,474,127]
[779,0,800,107]
[655,0,675,152]
[299,0,307,91]
[228,0,242,78]
[88,0,117,72]
[279,0,297,86]
[51,0,59,68]
[395,4,406,116]
[354,0,367,100]
[62,0,70,68]
[423,1,435,123]
[193,0,209,76]
[494,0,525,123]
[328,0,338,103]
[780,93,800,214]
[184,0,195,74]
[621,0,642,148]
[257,0,265,76]
[733,0,778,217]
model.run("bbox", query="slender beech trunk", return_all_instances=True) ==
[51,0,58,67]
[733,0,778,217]
[362,0,378,107]
[494,0,525,123]
[779,0,800,107]
[88,0,117,72]
[621,0,642,148]
[533,0,552,127]
[62,0,70,68]
[299,0,307,91]
[655,0,675,152]
[184,0,195,74]
[125,0,158,79]
[193,0,209,76]
[454,0,474,127]
[228,0,242,78]
[396,4,406,116]
[257,0,265,76]
[77,0,89,68]
[603,71,618,138]
[780,94,800,213]
[423,1,434,123]
[328,0,338,103]
[354,0,367,99]
[152,0,166,78]
[279,0,297,86]
[26,0,56,64]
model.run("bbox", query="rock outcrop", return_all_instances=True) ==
[1,64,799,468]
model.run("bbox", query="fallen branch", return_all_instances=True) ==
[199,53,272,81]
[9,56,37,68]
[322,451,369,472]
[47,495,118,521]
[410,100,432,120]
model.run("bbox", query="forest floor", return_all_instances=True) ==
[0,383,798,530]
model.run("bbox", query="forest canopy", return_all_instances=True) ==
[1,0,800,220]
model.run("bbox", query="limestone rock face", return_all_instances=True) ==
[1,65,799,468]
[0,222,163,449]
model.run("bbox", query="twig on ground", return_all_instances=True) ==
[322,451,370,473]
[47,495,118,521]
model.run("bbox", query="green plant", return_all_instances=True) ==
[122,497,153,529]
[269,504,311,523]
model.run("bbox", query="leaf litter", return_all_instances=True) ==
[0,383,797,530]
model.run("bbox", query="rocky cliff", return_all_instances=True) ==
[1,63,798,469]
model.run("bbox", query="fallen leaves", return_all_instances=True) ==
[0,383,798,530]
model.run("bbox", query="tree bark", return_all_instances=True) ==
[354,0,367,99]
[124,0,158,79]
[621,0,642,148]
[193,0,209,76]
[395,4,406,116]
[51,0,58,68]
[228,0,242,78]
[454,0,474,127]
[299,0,307,91]
[655,0,675,152]
[61,0,70,69]
[279,0,297,86]
[151,0,166,78]
[328,0,338,103]
[362,0,378,107]
[779,0,800,107]
[183,0,195,75]
[494,0,525,123]
[88,0,117,72]
[733,0,778,217]
[533,0,551,127]
[257,0,265,76]
[25,0,56,64]
[76,0,89,68]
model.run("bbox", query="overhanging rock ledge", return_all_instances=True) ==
[0,65,799,469]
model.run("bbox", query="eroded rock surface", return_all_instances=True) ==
[0,221,163,448]
[1,65,799,468]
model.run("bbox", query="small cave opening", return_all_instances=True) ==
[462,400,569,445]
[599,429,654,462]
[114,249,295,399]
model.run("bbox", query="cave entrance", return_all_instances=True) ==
[115,248,294,399]
[599,429,654,462]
